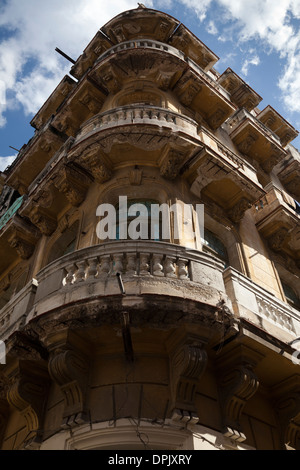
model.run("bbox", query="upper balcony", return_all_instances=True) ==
[276,146,300,200]
[89,39,236,130]
[4,119,67,195]
[226,108,287,172]
[30,75,77,131]
[217,68,262,112]
[257,105,299,147]
[253,184,300,265]
[223,267,300,350]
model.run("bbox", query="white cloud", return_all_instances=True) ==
[176,0,213,21]
[207,21,218,35]
[0,0,145,125]
[0,155,17,172]
[241,54,260,76]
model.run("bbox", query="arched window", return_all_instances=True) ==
[201,229,229,267]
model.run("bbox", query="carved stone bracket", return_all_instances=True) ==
[268,227,289,252]
[160,148,186,180]
[79,147,112,184]
[5,359,50,449]
[53,164,92,207]
[6,216,40,259]
[167,331,208,424]
[273,375,300,450]
[46,330,90,429]
[216,345,263,442]
[228,198,252,224]
[28,205,57,236]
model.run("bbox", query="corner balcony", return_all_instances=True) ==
[257,105,298,147]
[74,104,199,147]
[223,267,300,349]
[277,146,300,199]
[253,184,300,264]
[9,240,231,335]
[68,105,199,180]
[227,108,287,172]
[90,39,235,129]
[217,68,262,112]
[4,118,67,195]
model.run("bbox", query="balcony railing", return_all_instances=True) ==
[95,39,231,101]
[75,105,198,143]
[223,267,300,343]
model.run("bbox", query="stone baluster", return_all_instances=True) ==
[86,257,99,279]
[153,254,164,277]
[74,260,87,283]
[97,255,111,278]
[177,258,189,279]
[126,253,137,276]
[112,254,124,275]
[64,264,77,285]
[140,253,150,275]
[164,256,176,278]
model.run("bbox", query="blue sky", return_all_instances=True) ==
[1,0,300,171]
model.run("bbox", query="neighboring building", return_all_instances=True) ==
[0,6,300,450]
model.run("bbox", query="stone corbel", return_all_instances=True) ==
[237,133,258,154]
[261,152,282,173]
[80,147,112,184]
[53,164,92,207]
[79,93,102,114]
[208,108,226,130]
[167,331,208,424]
[273,375,300,450]
[5,359,50,449]
[6,216,39,259]
[268,227,289,252]
[46,330,90,429]
[216,345,263,442]
[28,205,57,236]
[160,149,185,180]
[227,198,252,224]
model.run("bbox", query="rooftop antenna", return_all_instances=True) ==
[9,146,20,152]
[55,47,76,65]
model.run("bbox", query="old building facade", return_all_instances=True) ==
[0,6,300,450]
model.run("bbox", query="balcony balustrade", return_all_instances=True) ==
[254,184,300,263]
[223,267,300,345]
[1,242,300,353]
[75,104,198,144]
[227,108,287,172]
